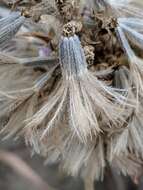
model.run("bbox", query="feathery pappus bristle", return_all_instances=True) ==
[0,11,21,28]
[116,18,143,101]
[105,0,143,17]
[1,1,143,184]
[26,23,131,143]
[0,12,25,48]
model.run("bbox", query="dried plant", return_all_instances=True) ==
[1,0,143,188]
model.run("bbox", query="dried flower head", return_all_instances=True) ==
[1,0,143,185]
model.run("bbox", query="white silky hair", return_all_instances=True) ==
[26,124,105,181]
[0,12,21,28]
[62,136,105,180]
[106,67,143,180]
[0,12,25,48]
[1,4,143,181]
[26,34,131,143]
[105,0,143,17]
[106,0,132,5]
[0,50,57,139]
[108,151,142,177]
[117,17,143,101]
[0,64,57,139]
[0,7,11,18]
[78,0,143,18]
[108,67,143,160]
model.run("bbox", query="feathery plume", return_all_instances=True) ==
[1,0,143,183]
[106,66,143,181]
[0,12,25,47]
[26,22,130,143]
[108,67,143,159]
[0,12,58,139]
[114,17,143,103]
[105,0,143,17]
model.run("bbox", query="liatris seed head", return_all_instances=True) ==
[1,0,143,184]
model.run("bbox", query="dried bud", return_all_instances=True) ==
[63,21,82,37]
[84,45,95,65]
